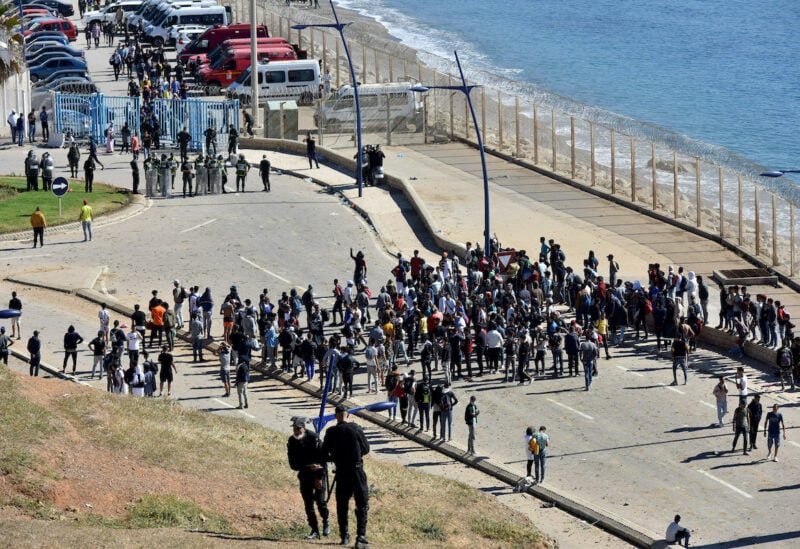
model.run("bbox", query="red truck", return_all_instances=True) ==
[197,46,298,95]
[178,23,268,65]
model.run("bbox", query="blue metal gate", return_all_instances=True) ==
[54,93,239,152]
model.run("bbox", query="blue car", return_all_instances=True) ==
[26,47,85,67]
[29,56,87,83]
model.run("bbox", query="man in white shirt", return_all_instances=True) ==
[665,514,690,547]
[735,366,748,405]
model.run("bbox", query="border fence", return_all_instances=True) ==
[248,3,798,280]
[53,93,240,152]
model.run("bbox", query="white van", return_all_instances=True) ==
[145,2,228,47]
[226,59,320,106]
[315,83,422,132]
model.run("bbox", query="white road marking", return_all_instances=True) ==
[546,398,594,420]
[659,382,685,395]
[788,440,800,449]
[0,254,52,260]
[239,256,292,284]
[699,401,716,409]
[180,218,217,233]
[615,365,644,377]
[697,470,752,498]
[212,397,255,419]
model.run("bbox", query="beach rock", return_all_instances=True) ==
[646,158,693,174]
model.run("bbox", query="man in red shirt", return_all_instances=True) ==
[410,250,425,283]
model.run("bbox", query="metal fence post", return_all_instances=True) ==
[570,116,576,179]
[737,175,743,246]
[791,203,796,276]
[498,90,503,150]
[695,158,701,228]
[772,194,778,266]
[448,75,454,138]
[610,128,616,195]
[481,87,486,146]
[590,122,595,186]
[533,103,538,165]
[755,187,761,256]
[673,151,679,218]
[322,32,327,73]
[335,40,340,88]
[362,46,367,84]
[375,48,380,83]
[651,143,657,210]
[551,108,556,172]
[388,57,393,82]
[630,137,636,203]
[515,97,520,158]
[719,167,724,240]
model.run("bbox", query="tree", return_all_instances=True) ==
[0,3,24,84]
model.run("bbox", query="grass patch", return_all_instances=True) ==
[0,176,130,234]
[0,368,57,478]
[472,517,542,544]
[125,495,231,533]
[5,494,60,520]
[262,519,308,540]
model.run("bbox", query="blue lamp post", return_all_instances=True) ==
[292,3,363,197]
[411,50,491,259]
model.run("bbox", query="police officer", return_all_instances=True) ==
[25,150,39,191]
[181,159,194,198]
[177,126,191,162]
[40,151,54,191]
[323,405,370,548]
[204,125,217,156]
[167,153,178,189]
[287,417,330,540]
[235,154,249,192]
[259,154,271,192]
[218,154,229,193]
[228,123,239,155]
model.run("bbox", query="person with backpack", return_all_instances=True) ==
[337,348,355,399]
[439,382,458,441]
[776,339,795,391]
[415,375,432,432]
[464,395,480,455]
[524,426,536,478]
[549,330,564,378]
[129,357,146,397]
[288,417,330,541]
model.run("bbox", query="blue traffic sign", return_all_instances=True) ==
[51,177,69,197]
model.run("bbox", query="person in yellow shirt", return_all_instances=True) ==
[79,199,93,242]
[595,311,611,360]
[30,207,46,248]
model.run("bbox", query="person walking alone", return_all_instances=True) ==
[259,154,271,191]
[464,395,479,455]
[304,132,320,169]
[27,330,42,377]
[79,200,92,241]
[30,207,46,248]
[764,403,787,462]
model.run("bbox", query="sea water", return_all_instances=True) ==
[336,0,800,179]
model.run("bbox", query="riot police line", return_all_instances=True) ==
[139,153,250,198]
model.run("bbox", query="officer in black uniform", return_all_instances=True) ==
[323,404,370,548]
[287,417,330,540]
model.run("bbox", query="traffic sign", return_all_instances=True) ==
[51,177,69,197]
[496,250,517,272]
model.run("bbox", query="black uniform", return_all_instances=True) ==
[323,418,370,544]
[287,430,329,535]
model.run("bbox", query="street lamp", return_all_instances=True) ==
[292,3,363,197]
[411,50,491,259]
[760,169,800,178]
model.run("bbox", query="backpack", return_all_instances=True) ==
[385,374,398,392]
[364,346,375,360]
[321,309,330,322]
[439,390,452,412]
[548,333,562,349]
[528,436,540,455]
[403,377,415,396]
[643,299,653,315]
[392,381,405,398]
[779,349,792,368]
[124,366,135,385]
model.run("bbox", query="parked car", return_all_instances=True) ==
[24,18,77,41]
[29,58,88,83]
[20,0,73,17]
[25,43,84,61]
[25,30,69,46]
[169,23,208,48]
[26,46,85,66]
[32,69,90,89]
[81,0,141,28]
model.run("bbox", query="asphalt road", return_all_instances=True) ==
[4,6,799,548]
